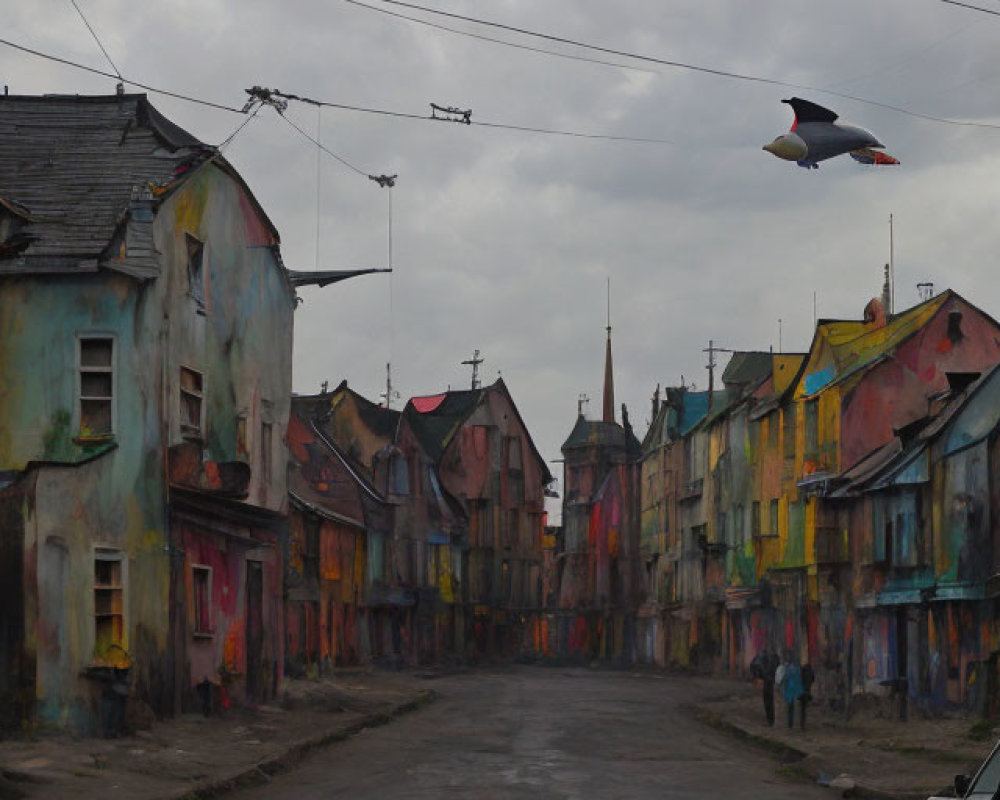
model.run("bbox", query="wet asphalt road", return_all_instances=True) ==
[238,667,830,799]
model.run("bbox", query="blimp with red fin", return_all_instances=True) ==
[763,97,899,169]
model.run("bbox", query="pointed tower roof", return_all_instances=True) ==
[603,326,615,424]
[602,279,615,424]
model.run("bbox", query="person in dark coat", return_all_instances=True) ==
[800,662,815,730]
[750,647,779,726]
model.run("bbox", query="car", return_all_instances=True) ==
[928,739,1000,799]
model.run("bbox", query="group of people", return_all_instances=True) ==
[749,648,815,729]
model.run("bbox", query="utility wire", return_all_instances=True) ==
[372,0,1000,131]
[941,0,1000,15]
[0,36,245,113]
[274,106,371,177]
[374,0,787,86]
[69,0,122,80]
[343,0,658,75]
[261,88,674,144]
[217,102,263,151]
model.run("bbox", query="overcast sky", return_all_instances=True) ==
[6,1,1000,507]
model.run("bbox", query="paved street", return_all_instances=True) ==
[238,667,829,799]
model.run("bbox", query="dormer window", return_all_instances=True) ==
[0,196,36,260]
[185,234,205,308]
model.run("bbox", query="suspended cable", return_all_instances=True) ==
[216,102,263,151]
[940,0,1000,15]
[343,0,658,75]
[69,0,122,80]
[272,105,372,177]
[316,106,323,269]
[0,36,245,113]
[371,0,1000,131]
[253,87,674,144]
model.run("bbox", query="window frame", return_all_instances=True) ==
[93,546,127,665]
[179,365,204,437]
[185,233,206,310]
[77,334,117,439]
[192,564,214,637]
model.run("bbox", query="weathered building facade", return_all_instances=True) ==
[0,94,293,732]
[639,289,1000,719]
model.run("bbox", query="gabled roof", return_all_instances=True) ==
[0,93,280,280]
[796,291,963,398]
[402,388,481,461]
[287,411,388,529]
[402,378,553,483]
[829,363,1000,496]
[297,381,401,442]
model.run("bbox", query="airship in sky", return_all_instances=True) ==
[763,97,900,169]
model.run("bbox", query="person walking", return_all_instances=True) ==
[750,647,779,726]
[779,651,803,729]
[800,662,815,730]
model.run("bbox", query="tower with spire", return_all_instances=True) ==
[603,280,615,424]
[555,279,642,663]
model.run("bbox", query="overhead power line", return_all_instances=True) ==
[372,0,1000,131]
[250,86,674,144]
[940,0,1000,15]
[69,0,122,80]
[343,0,659,75]
[0,36,245,113]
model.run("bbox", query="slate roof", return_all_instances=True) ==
[562,415,641,459]
[401,378,553,484]
[721,351,772,389]
[0,93,278,280]
[402,389,481,461]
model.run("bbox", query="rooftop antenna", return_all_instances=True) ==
[380,362,400,409]
[462,349,484,390]
[889,213,895,315]
[778,318,783,354]
[704,340,735,410]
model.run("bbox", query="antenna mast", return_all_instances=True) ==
[889,213,895,315]
[462,349,484,390]
[704,340,735,409]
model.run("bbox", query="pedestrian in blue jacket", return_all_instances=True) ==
[778,652,803,729]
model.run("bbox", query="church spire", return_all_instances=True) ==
[603,278,615,424]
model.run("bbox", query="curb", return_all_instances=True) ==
[689,707,939,800]
[177,689,437,799]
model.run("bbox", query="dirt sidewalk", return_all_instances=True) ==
[0,669,435,800]
[687,673,994,799]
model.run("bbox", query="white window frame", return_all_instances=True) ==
[92,545,127,664]
[77,334,117,438]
